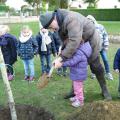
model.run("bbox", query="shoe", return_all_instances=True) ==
[29,76,34,81]
[71,99,83,108]
[64,92,75,99]
[24,76,29,80]
[106,73,113,80]
[101,87,112,100]
[63,72,67,77]
[8,74,14,81]
[91,73,96,79]
[69,97,76,102]
[57,71,63,76]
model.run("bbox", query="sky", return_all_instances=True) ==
[98,0,120,8]
[6,0,28,10]
[5,0,120,10]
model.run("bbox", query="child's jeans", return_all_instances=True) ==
[100,49,110,73]
[22,59,35,77]
[40,54,51,74]
[73,81,84,104]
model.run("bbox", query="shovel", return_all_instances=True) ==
[37,65,54,89]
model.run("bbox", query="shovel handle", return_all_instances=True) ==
[48,66,54,77]
[47,56,62,77]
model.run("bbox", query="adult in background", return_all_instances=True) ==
[39,9,112,100]
[17,25,38,81]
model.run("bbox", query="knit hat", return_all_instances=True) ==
[39,12,55,28]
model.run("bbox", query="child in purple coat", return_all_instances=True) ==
[55,41,92,107]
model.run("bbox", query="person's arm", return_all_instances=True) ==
[49,32,57,55]
[113,49,120,70]
[61,15,83,59]
[52,32,61,53]
[17,41,20,56]
[62,49,83,67]
[102,26,109,49]
[32,36,38,54]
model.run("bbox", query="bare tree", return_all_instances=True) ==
[83,0,99,8]
[24,0,41,15]
[0,0,7,3]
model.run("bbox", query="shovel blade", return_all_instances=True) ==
[37,73,49,89]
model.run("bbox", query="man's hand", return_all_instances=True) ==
[53,57,62,68]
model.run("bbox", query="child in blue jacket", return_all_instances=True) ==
[17,25,38,81]
[113,48,120,98]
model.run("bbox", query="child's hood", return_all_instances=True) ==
[19,31,32,43]
[79,42,92,58]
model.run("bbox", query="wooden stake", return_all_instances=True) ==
[0,47,17,120]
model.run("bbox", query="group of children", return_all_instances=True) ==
[0,22,120,108]
[0,24,66,82]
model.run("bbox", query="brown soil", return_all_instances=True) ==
[0,104,54,120]
[68,101,120,120]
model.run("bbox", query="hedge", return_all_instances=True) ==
[71,9,120,21]
[0,4,9,12]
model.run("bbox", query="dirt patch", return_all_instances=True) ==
[68,101,120,120]
[0,104,54,120]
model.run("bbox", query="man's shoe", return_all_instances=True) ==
[102,90,112,100]
[64,92,75,99]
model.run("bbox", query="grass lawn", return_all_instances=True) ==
[0,22,120,120]
[99,21,120,34]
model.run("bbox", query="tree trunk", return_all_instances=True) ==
[46,0,49,12]
[60,0,69,9]
[0,47,17,120]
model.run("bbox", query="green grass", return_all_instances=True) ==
[0,22,120,120]
[99,21,120,34]
[8,21,120,36]
[9,22,39,37]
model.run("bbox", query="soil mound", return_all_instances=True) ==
[0,104,54,120]
[68,101,120,120]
